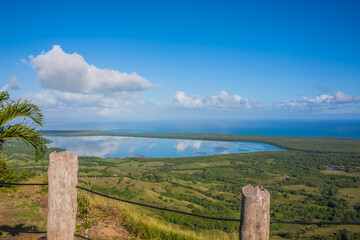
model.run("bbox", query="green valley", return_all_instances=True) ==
[2,132,360,239]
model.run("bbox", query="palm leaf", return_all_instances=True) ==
[0,91,46,161]
[0,98,44,127]
[0,91,10,106]
[0,123,46,161]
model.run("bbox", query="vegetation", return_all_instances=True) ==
[2,132,360,239]
[0,158,24,189]
[0,91,46,161]
[0,91,47,195]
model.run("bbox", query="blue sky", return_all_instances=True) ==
[1,0,360,122]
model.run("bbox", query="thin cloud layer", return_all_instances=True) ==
[24,90,157,117]
[29,45,153,94]
[280,92,360,111]
[173,91,261,110]
[25,90,157,114]
[0,76,20,92]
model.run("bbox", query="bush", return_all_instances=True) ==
[0,158,23,189]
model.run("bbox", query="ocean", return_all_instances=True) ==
[43,119,360,139]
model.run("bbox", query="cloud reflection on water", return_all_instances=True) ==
[174,140,202,152]
[47,136,284,158]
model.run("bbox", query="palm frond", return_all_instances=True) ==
[0,123,46,161]
[0,91,10,106]
[0,98,44,127]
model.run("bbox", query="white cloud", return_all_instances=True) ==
[173,91,261,110]
[1,76,20,92]
[24,89,160,118]
[29,45,153,94]
[279,92,360,111]
[334,92,354,103]
[173,91,203,108]
[26,90,59,108]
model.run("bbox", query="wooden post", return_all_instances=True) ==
[47,151,78,240]
[240,184,270,240]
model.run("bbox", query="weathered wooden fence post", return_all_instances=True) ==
[240,184,270,240]
[47,151,78,240]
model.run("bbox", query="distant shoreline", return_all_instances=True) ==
[42,120,360,139]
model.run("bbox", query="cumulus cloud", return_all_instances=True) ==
[279,92,360,111]
[29,45,153,94]
[173,91,203,108]
[173,91,261,110]
[1,76,20,92]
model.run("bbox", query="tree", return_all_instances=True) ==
[0,91,46,161]
[0,158,18,185]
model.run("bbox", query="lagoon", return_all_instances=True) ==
[47,136,285,158]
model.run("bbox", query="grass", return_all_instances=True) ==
[282,185,321,194]
[89,192,238,240]
[0,186,47,238]
[2,132,360,239]
[339,188,360,206]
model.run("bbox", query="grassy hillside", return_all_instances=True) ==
[2,132,360,239]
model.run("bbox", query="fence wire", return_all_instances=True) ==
[77,185,240,222]
[0,228,92,240]
[1,182,360,226]
[0,228,46,234]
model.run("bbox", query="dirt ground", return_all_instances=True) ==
[0,186,136,240]
[0,187,47,240]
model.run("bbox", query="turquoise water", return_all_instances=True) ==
[47,136,285,158]
[44,120,360,138]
